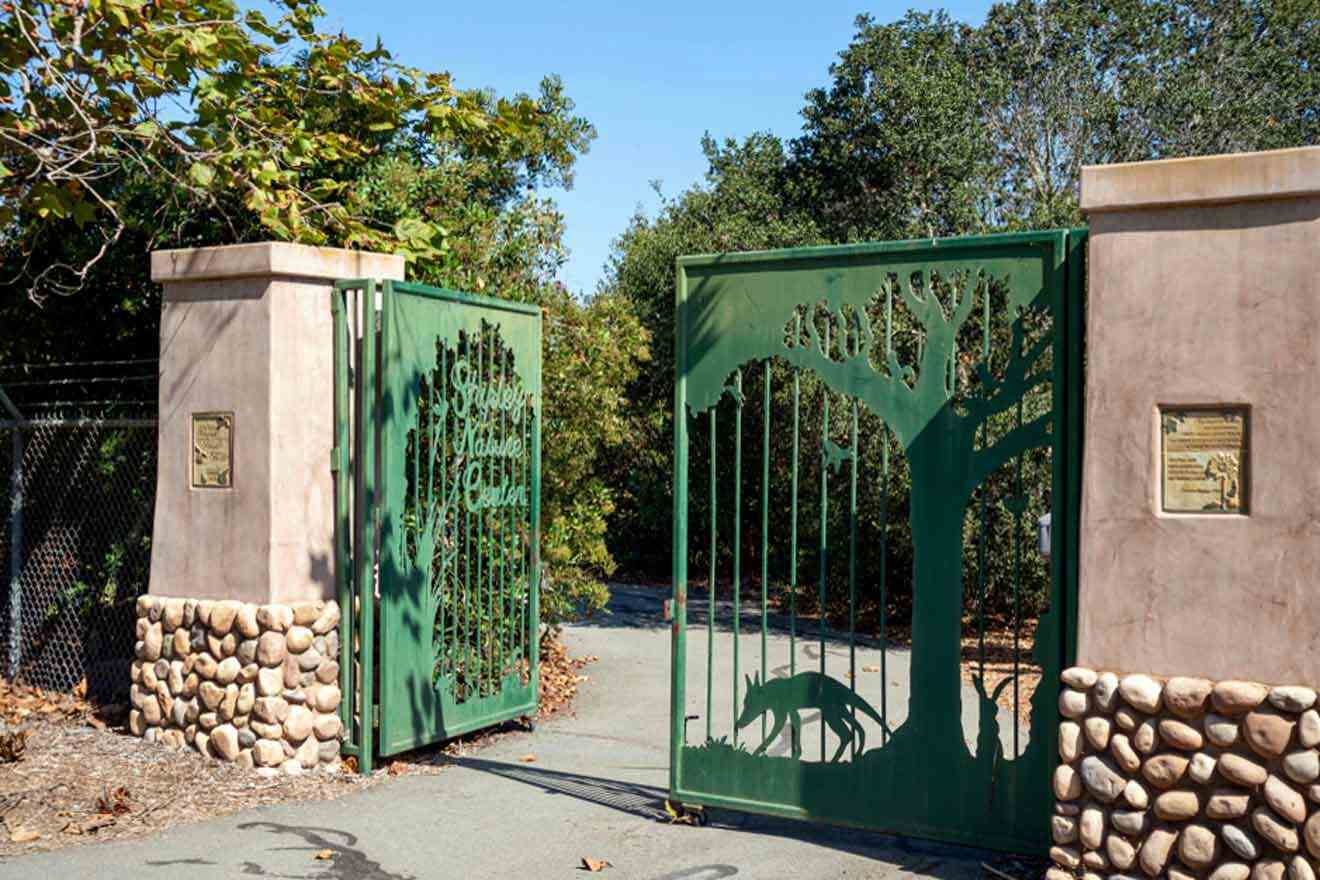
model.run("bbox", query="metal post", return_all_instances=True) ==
[1,386,23,681]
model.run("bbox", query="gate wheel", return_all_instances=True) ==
[663,799,708,826]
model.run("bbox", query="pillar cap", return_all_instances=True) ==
[151,241,405,284]
[1081,146,1320,214]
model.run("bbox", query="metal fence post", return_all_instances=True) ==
[1,386,23,681]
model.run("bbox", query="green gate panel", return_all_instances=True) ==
[335,280,542,767]
[670,230,1084,853]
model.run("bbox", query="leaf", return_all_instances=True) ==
[313,849,335,861]
[580,857,612,872]
[9,829,40,844]
[188,162,216,187]
[518,754,536,763]
[862,665,880,673]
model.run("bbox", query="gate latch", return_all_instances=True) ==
[1037,511,1051,559]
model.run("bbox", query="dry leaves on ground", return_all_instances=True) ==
[580,856,613,872]
[539,637,596,719]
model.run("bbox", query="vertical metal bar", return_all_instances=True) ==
[731,369,742,746]
[464,334,474,699]
[791,316,800,682]
[879,285,892,744]
[521,383,529,677]
[356,279,380,773]
[818,321,830,761]
[670,265,689,797]
[760,360,770,744]
[7,425,24,681]
[529,310,543,700]
[332,287,352,739]
[437,344,447,680]
[848,398,858,759]
[706,408,715,743]
[503,350,512,688]
[977,285,991,680]
[476,330,485,696]
[1012,396,1024,756]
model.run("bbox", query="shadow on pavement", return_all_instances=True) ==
[446,755,999,878]
[143,822,415,880]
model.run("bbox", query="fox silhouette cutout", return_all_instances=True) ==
[735,671,885,762]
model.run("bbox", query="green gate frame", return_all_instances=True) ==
[669,229,1085,852]
[334,279,542,773]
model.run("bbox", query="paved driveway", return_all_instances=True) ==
[2,585,1009,879]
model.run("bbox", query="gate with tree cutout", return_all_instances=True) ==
[334,280,541,773]
[669,230,1084,852]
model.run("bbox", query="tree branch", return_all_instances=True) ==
[965,410,1052,495]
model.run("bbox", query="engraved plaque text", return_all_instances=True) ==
[1161,407,1247,514]
[192,412,234,489]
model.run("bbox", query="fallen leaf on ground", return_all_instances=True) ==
[9,828,40,843]
[387,761,407,776]
[96,785,133,816]
[342,755,359,773]
[580,856,612,872]
[518,754,536,763]
[862,665,880,673]
[64,816,115,836]
[314,849,335,860]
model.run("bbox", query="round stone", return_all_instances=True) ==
[1220,752,1269,787]
[318,740,341,762]
[1114,706,1140,732]
[1062,667,1098,689]
[253,739,284,767]
[209,600,241,635]
[296,648,322,672]
[1160,719,1204,750]
[1139,827,1177,876]
[142,623,163,661]
[1050,846,1081,869]
[1267,775,1308,824]
[1123,779,1150,809]
[193,653,218,679]
[282,654,300,688]
[253,696,289,724]
[1079,805,1104,849]
[1111,734,1141,773]
[1056,802,1081,816]
[198,711,218,730]
[1214,680,1270,715]
[1213,866,1253,880]
[1060,721,1082,762]
[311,603,340,635]
[1272,687,1319,713]
[314,713,342,740]
[239,663,259,685]
[194,731,211,756]
[1208,789,1253,819]
[1180,753,1213,787]
[1081,852,1106,872]
[311,686,340,714]
[1207,713,1242,748]
[1134,720,1158,753]
[1305,813,1320,858]
[1292,856,1318,880]
[168,660,185,694]
[1223,825,1260,860]
[1112,809,1147,836]
[257,631,286,667]
[1258,862,1290,880]
[284,705,314,742]
[238,639,258,666]
[236,605,261,639]
[1085,717,1112,750]
[295,735,320,769]
[316,660,339,685]
[1154,790,1199,820]
[211,724,240,760]
[1253,807,1300,852]
[283,689,306,705]
[1052,815,1079,844]
[1080,755,1127,802]
[237,683,256,716]
[286,626,314,654]
[1143,753,1190,789]
[1119,674,1162,713]
[291,601,323,626]
[1055,764,1083,800]
[215,656,241,685]
[280,758,304,777]
[199,680,225,711]
[182,672,199,697]
[194,600,213,626]
[219,683,239,720]
[1301,711,1320,748]
[1094,672,1120,712]
[1247,710,1298,759]
[1107,835,1136,870]
[256,604,293,631]
[206,632,224,658]
[258,667,283,697]
[251,720,283,739]
[1179,824,1218,868]
[1165,677,1214,719]
[172,628,190,657]
[171,696,189,727]
[141,695,162,725]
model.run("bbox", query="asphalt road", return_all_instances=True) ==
[2,585,1007,880]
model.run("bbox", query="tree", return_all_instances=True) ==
[1,0,566,299]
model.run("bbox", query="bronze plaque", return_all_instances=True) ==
[1160,407,1247,514]
[191,412,234,489]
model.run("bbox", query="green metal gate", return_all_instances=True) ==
[669,230,1084,852]
[335,279,542,773]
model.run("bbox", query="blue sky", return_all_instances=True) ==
[318,2,996,295]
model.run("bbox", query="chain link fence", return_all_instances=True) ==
[1,359,157,701]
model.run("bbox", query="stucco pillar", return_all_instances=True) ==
[1077,146,1320,684]
[147,242,405,604]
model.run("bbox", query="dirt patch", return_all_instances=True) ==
[0,637,593,860]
